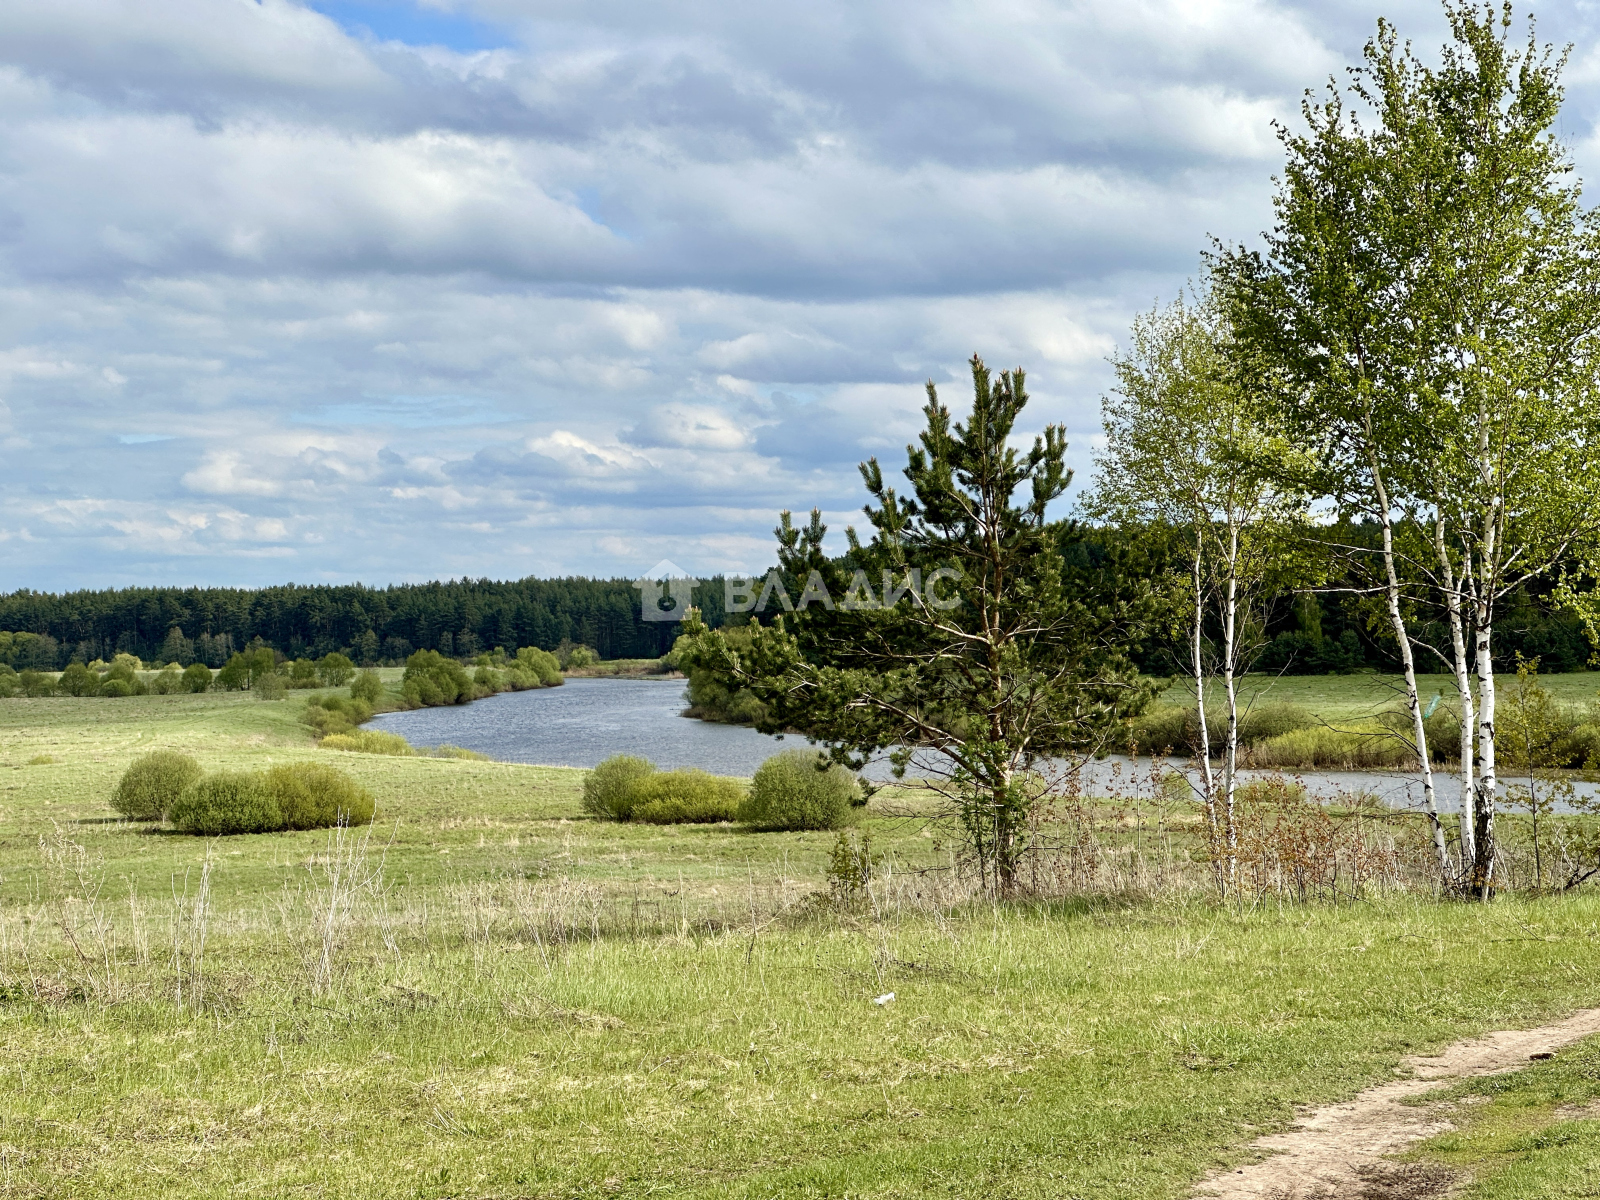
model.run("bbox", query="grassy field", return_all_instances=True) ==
[1157,669,1600,722]
[1,688,1599,1197]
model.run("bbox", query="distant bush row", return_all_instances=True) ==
[399,646,563,710]
[581,750,863,831]
[111,751,375,835]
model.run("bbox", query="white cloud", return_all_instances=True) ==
[1,0,1597,586]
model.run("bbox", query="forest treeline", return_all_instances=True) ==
[0,522,1586,675]
[0,576,733,670]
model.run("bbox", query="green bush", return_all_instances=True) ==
[582,754,655,820]
[182,663,214,692]
[321,729,413,756]
[739,750,859,831]
[0,665,18,698]
[317,652,356,687]
[401,650,474,707]
[1128,701,1317,755]
[112,750,203,820]
[170,772,283,835]
[350,670,383,704]
[301,694,375,738]
[255,673,288,700]
[58,662,99,696]
[262,763,375,829]
[630,769,744,824]
[288,658,319,688]
[1237,702,1317,744]
[1250,726,1416,770]
[18,670,56,697]
[98,677,132,698]
[149,666,184,695]
[514,646,563,687]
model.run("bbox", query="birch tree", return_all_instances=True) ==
[1219,1,1600,893]
[1086,292,1306,894]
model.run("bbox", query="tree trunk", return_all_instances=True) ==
[1470,562,1498,899]
[1222,521,1239,896]
[1435,509,1476,874]
[1192,533,1219,891]
[1371,457,1451,878]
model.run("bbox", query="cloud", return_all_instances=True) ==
[2,0,1598,587]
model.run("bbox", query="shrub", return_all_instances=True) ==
[262,763,375,829]
[170,772,283,835]
[288,658,319,688]
[18,670,56,697]
[350,670,383,704]
[631,769,744,824]
[149,666,184,695]
[582,754,655,820]
[739,750,860,831]
[321,729,413,756]
[255,673,288,700]
[112,750,203,820]
[401,650,473,707]
[182,663,214,692]
[1237,702,1317,744]
[0,665,18,698]
[58,662,99,696]
[317,652,356,687]
[429,744,488,760]
[514,646,563,687]
[301,694,375,738]
[98,678,132,698]
[1250,725,1416,770]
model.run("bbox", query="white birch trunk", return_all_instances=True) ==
[1222,520,1240,895]
[1370,457,1451,877]
[1435,510,1476,872]
[1191,536,1219,890]
[1470,509,1499,898]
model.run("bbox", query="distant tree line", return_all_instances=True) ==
[0,577,733,670]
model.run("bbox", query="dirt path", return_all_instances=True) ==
[1193,1007,1600,1199]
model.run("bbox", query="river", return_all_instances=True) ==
[368,677,1597,814]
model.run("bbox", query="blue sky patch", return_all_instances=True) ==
[304,1,508,52]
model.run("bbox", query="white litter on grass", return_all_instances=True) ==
[873,993,895,1005]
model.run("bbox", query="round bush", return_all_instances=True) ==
[112,750,203,820]
[582,754,654,820]
[170,772,283,835]
[630,769,743,824]
[350,670,383,704]
[182,663,214,692]
[263,763,375,830]
[738,750,859,831]
[99,677,133,698]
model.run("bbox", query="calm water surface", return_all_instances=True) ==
[370,677,1597,812]
[369,678,792,775]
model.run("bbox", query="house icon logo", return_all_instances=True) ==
[633,559,699,623]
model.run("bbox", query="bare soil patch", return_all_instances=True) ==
[1194,1007,1600,1199]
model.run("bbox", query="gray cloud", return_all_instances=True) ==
[1,0,1597,587]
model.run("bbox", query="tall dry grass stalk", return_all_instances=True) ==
[170,847,214,1011]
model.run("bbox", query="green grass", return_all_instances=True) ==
[1158,670,1600,724]
[1401,1038,1600,1196]
[2,690,1600,1198]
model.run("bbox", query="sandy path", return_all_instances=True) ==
[1193,1007,1600,1200]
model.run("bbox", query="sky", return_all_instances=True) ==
[4,0,1600,590]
